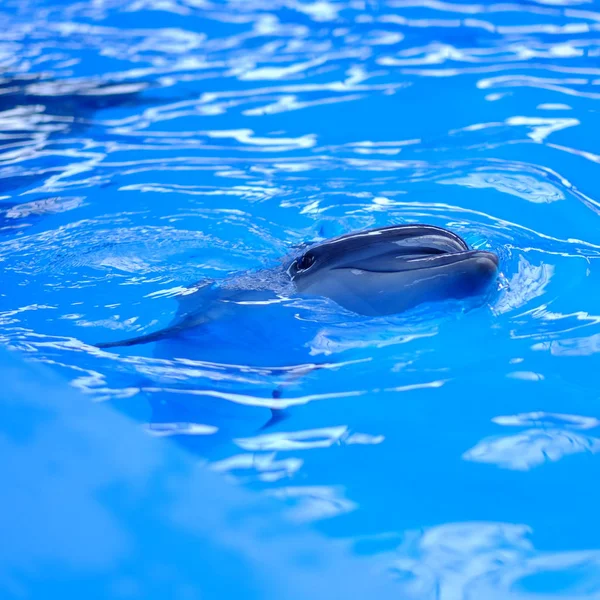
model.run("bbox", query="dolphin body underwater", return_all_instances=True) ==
[95,224,499,433]
[96,224,499,353]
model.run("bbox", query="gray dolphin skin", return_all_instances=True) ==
[95,224,499,349]
[288,224,499,317]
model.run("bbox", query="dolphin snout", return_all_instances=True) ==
[471,250,499,275]
[459,250,499,297]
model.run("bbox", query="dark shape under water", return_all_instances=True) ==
[96,224,499,350]
[0,72,153,197]
[0,72,150,119]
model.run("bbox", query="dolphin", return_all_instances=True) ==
[95,224,499,434]
[288,224,498,317]
[95,224,499,351]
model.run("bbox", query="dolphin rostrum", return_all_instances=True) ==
[95,224,499,350]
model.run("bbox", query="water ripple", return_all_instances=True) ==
[385,521,600,599]
[2,0,600,592]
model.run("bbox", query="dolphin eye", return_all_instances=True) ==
[298,252,316,271]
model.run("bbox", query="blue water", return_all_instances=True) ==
[3,0,600,596]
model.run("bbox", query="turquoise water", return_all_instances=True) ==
[3,0,600,596]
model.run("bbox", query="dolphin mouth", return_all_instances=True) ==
[335,250,499,274]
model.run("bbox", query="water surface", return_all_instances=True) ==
[2,0,600,596]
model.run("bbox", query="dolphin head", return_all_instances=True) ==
[288,225,499,316]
